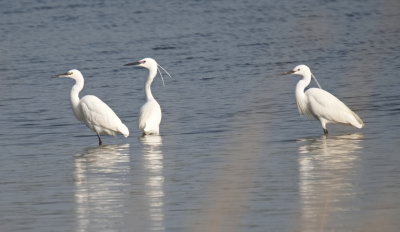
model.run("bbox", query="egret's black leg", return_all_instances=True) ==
[97,134,103,145]
[323,128,328,135]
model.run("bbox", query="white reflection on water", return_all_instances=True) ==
[297,133,363,232]
[73,144,130,232]
[140,136,164,231]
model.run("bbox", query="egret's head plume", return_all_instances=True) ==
[124,58,172,87]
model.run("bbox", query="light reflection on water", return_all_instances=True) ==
[140,136,165,231]
[73,144,130,232]
[297,133,363,232]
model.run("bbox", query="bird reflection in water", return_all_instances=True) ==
[73,144,130,232]
[297,133,363,232]
[140,135,164,231]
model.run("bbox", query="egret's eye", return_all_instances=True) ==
[297,69,300,71]
[141,60,146,64]
[67,71,73,75]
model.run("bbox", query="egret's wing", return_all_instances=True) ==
[306,88,363,126]
[138,100,161,132]
[296,96,318,120]
[79,95,124,132]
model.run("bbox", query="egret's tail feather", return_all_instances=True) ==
[351,111,364,128]
[119,124,130,137]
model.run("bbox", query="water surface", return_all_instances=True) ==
[0,0,400,231]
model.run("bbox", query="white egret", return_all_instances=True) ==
[282,65,364,134]
[124,58,171,136]
[55,69,129,145]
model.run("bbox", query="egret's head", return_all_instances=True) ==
[124,58,158,70]
[124,58,172,86]
[54,69,82,80]
[282,64,311,76]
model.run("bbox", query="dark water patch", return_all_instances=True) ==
[152,45,177,51]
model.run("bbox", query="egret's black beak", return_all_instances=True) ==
[281,70,295,75]
[124,61,141,66]
[53,72,69,78]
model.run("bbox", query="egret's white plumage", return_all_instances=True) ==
[283,65,364,134]
[55,69,129,144]
[124,58,170,136]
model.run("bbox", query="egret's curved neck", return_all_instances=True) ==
[70,76,84,115]
[296,72,312,96]
[145,67,157,101]
[295,71,312,107]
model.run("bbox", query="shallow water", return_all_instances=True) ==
[1,0,400,231]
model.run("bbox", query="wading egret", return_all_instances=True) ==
[282,65,364,134]
[124,58,171,136]
[54,69,129,145]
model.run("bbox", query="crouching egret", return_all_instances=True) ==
[124,58,171,136]
[54,69,129,145]
[282,65,364,134]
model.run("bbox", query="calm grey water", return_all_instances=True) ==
[1,0,400,231]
